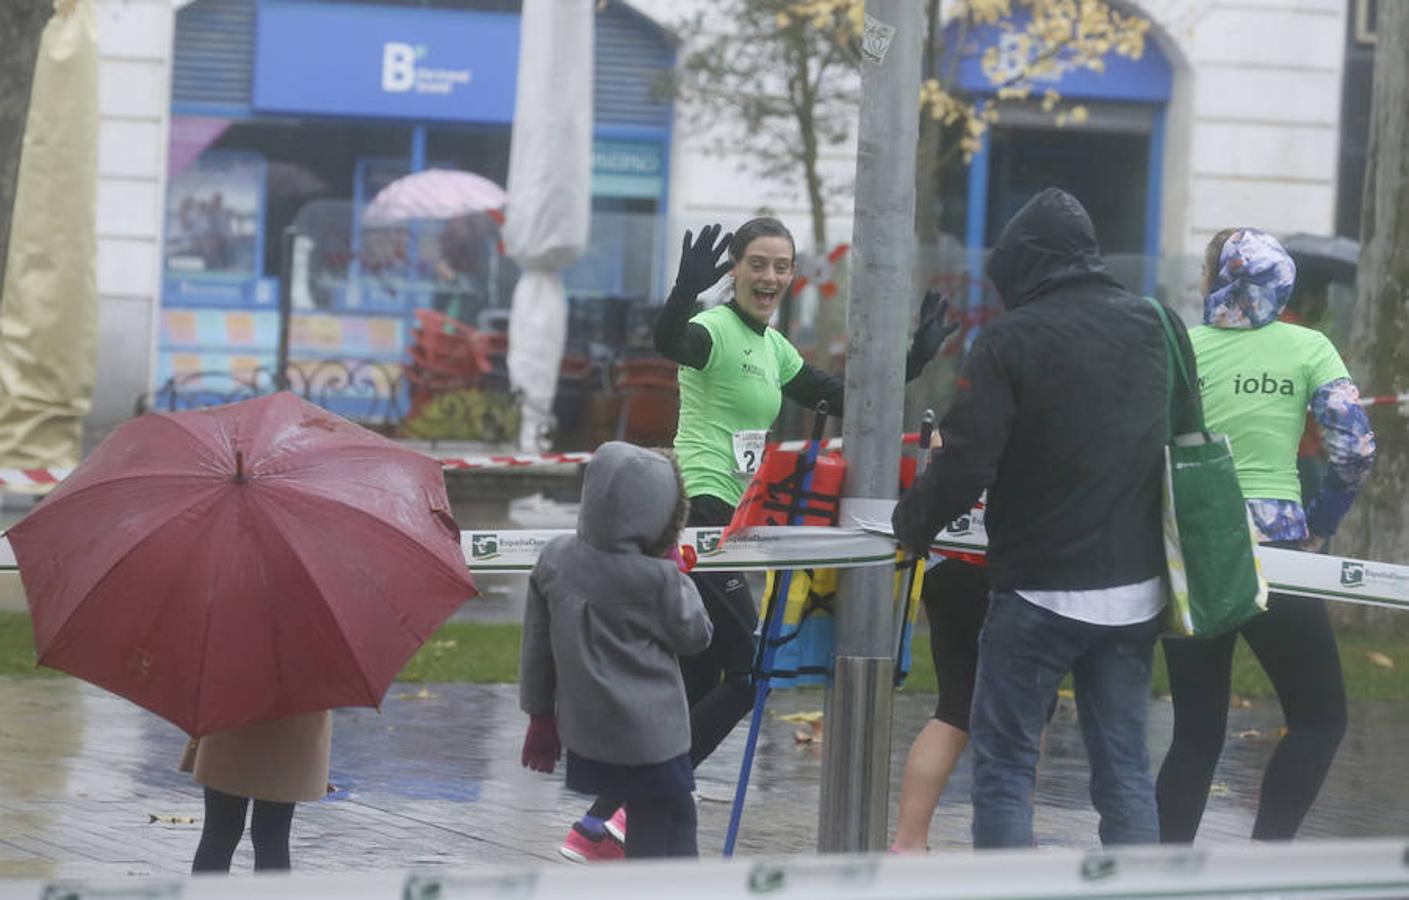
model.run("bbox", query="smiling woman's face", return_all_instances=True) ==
[733,235,795,324]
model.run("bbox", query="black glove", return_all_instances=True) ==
[905,290,959,381]
[673,224,734,300]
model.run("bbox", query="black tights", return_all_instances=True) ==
[1157,592,1347,842]
[191,787,296,873]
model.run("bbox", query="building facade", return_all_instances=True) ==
[82,0,1362,436]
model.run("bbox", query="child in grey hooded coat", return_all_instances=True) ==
[519,441,712,859]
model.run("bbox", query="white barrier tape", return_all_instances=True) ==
[1,434,933,489]
[463,526,898,573]
[1359,391,1409,408]
[438,452,593,469]
[5,839,1409,899]
[2,516,1405,611]
[0,467,71,489]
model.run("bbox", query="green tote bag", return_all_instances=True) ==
[1146,298,1268,637]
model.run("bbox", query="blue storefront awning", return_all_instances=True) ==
[940,14,1172,105]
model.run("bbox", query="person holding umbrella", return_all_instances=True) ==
[553,218,956,859]
[184,712,332,873]
[6,393,478,872]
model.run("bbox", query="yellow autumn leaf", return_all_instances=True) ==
[778,710,824,725]
[1367,651,1395,669]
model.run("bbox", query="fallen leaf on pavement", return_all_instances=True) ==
[148,814,198,825]
[1057,689,1075,700]
[397,688,437,701]
[1366,651,1394,670]
[1230,694,1253,710]
[778,710,824,725]
[1235,729,1261,740]
[1209,783,1231,797]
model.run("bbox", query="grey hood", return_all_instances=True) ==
[577,441,680,554]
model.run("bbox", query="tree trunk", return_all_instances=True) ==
[1340,0,1409,576]
[0,0,53,311]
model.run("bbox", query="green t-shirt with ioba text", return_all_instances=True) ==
[1191,321,1347,502]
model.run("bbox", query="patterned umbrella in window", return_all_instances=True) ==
[362,168,507,225]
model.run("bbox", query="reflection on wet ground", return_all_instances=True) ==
[3,489,1408,877]
[0,676,1407,879]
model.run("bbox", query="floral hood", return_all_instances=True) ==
[1203,227,1297,329]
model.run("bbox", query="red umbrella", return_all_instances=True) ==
[7,392,476,736]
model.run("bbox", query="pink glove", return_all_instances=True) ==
[521,714,561,773]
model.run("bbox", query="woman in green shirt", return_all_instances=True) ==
[555,218,954,860]
[1157,227,1376,843]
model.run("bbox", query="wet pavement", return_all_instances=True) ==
[0,674,1407,880]
[3,484,1409,880]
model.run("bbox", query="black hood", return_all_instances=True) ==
[985,188,1118,310]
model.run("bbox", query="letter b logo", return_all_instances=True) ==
[382,42,415,92]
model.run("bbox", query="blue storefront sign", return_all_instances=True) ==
[253,2,520,123]
[942,14,1171,103]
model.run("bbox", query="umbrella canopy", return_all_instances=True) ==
[1280,233,1360,284]
[363,168,506,226]
[7,392,477,736]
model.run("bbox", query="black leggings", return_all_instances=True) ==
[586,495,756,823]
[191,787,296,873]
[624,791,699,859]
[1157,591,1347,842]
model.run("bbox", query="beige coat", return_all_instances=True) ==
[190,711,332,804]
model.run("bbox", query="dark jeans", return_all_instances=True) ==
[970,590,1161,848]
[191,788,296,873]
[1157,590,1346,842]
[624,791,699,859]
[584,495,756,825]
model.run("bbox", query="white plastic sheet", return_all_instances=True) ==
[503,0,593,452]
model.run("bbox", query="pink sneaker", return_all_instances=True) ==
[604,808,627,844]
[560,822,625,863]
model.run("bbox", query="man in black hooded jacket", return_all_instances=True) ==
[893,188,1198,848]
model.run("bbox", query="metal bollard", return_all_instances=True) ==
[817,655,894,852]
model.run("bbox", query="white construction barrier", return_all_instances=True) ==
[1,513,1406,612]
[5,839,1409,899]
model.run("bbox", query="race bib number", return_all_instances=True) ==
[732,430,767,478]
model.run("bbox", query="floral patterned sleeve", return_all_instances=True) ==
[1305,377,1376,537]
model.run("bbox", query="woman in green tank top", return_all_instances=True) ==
[1157,227,1376,843]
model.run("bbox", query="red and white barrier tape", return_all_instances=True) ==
[0,469,71,490]
[438,452,593,469]
[21,394,1409,491]
[1360,392,1409,408]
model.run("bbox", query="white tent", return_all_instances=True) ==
[503,0,594,452]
